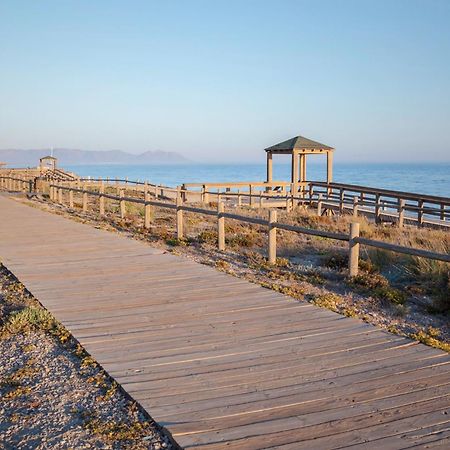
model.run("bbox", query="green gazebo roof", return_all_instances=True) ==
[265,135,333,152]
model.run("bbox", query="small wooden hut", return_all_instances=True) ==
[39,156,57,172]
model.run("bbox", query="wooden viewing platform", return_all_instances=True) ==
[0,193,450,448]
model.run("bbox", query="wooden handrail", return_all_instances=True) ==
[355,237,450,262]
[310,181,450,205]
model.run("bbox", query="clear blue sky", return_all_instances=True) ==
[1,0,449,163]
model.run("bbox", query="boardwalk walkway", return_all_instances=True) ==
[0,194,449,449]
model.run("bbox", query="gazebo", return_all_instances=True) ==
[39,156,57,172]
[265,135,334,191]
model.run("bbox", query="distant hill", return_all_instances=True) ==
[0,148,191,167]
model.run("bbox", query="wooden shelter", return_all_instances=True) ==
[39,156,57,172]
[265,135,334,190]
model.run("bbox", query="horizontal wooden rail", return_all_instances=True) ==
[355,237,450,262]
[276,222,349,241]
[182,181,294,188]
[222,212,268,226]
[310,180,450,205]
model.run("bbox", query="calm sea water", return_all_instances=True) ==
[65,163,450,198]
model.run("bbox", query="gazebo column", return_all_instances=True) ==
[266,151,273,183]
[299,154,306,182]
[299,154,307,198]
[291,150,299,195]
[327,151,333,183]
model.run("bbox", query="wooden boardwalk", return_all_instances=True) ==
[0,194,449,449]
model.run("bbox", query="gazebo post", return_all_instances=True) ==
[266,151,273,183]
[299,154,307,198]
[291,150,299,192]
[327,151,333,183]
[302,155,307,181]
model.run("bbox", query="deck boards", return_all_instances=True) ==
[0,194,449,449]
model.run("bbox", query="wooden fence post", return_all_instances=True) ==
[398,199,405,228]
[339,188,344,214]
[440,203,445,221]
[176,189,184,239]
[268,209,277,264]
[69,183,74,209]
[348,222,360,277]
[99,182,105,215]
[375,194,381,224]
[418,200,424,227]
[317,194,323,216]
[82,184,88,212]
[309,184,314,203]
[204,185,209,204]
[144,189,152,229]
[217,201,225,251]
[120,189,126,219]
[237,189,242,207]
[249,185,254,207]
[352,196,359,217]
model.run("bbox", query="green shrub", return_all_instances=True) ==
[349,272,389,290]
[374,286,408,305]
[4,307,55,334]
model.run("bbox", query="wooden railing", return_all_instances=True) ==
[0,175,34,192]
[1,175,448,277]
[309,181,450,227]
[182,180,450,228]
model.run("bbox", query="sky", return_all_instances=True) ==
[1,0,449,163]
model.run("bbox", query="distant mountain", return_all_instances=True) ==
[0,148,191,167]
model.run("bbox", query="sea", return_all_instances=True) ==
[65,162,450,198]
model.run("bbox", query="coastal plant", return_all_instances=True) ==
[197,229,217,244]
[321,251,348,270]
[4,307,55,334]
[83,416,150,442]
[412,327,450,353]
[311,293,343,312]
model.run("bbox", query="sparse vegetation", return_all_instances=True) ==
[412,327,450,353]
[312,293,342,312]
